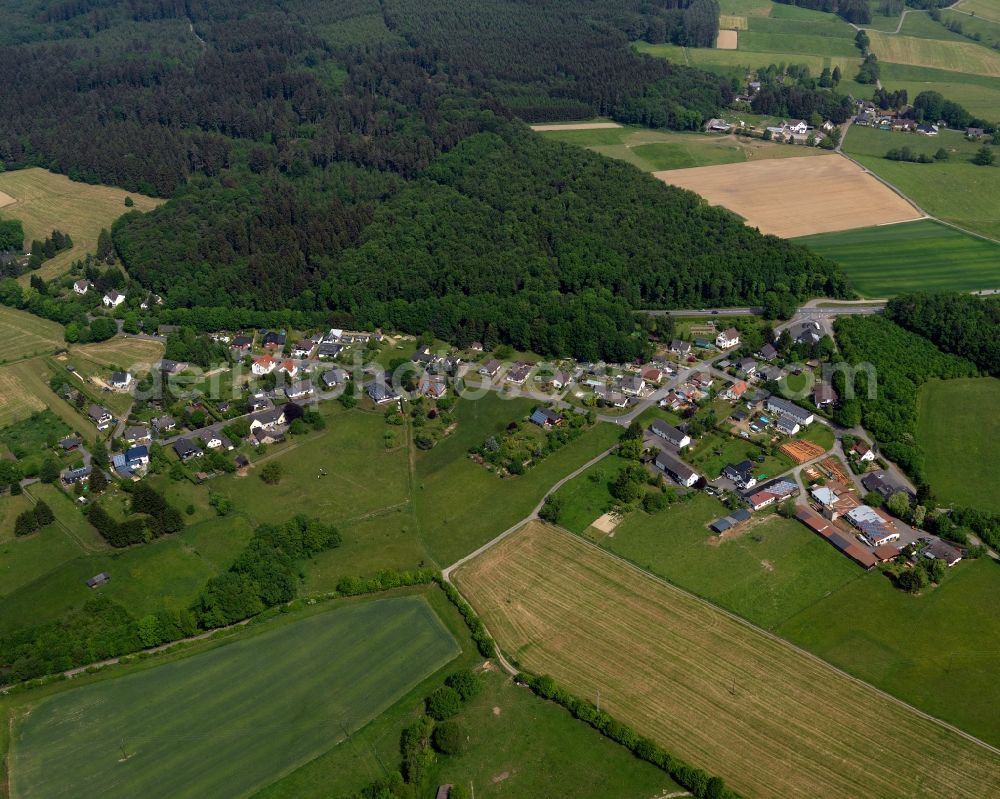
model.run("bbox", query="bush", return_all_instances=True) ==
[538,494,563,523]
[432,720,465,754]
[642,491,668,513]
[33,500,55,527]
[425,686,462,720]
[445,669,482,701]
[260,461,282,484]
[15,509,39,536]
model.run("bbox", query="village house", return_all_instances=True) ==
[921,539,962,567]
[655,451,700,487]
[813,383,838,407]
[291,340,315,358]
[365,380,400,405]
[317,341,342,359]
[126,445,150,469]
[88,404,113,430]
[173,438,203,461]
[649,419,690,449]
[596,387,628,408]
[253,427,284,446]
[620,375,645,396]
[60,436,80,452]
[250,408,286,432]
[746,478,798,511]
[279,360,298,378]
[262,331,286,350]
[109,371,133,392]
[755,343,778,362]
[704,117,732,133]
[506,362,533,385]
[418,374,448,400]
[321,369,347,390]
[152,415,175,434]
[851,439,876,462]
[285,380,314,400]
[737,357,757,377]
[73,279,91,295]
[478,359,502,379]
[758,364,784,383]
[967,127,985,139]
[103,290,125,308]
[252,355,277,375]
[766,396,815,427]
[691,371,713,389]
[63,464,92,484]
[248,394,270,412]
[530,408,563,428]
[231,335,253,354]
[723,460,757,490]
[641,367,662,384]
[157,359,187,375]
[775,415,800,436]
[549,370,572,390]
[862,470,911,502]
[716,328,740,349]
[123,426,151,445]
[723,380,748,401]
[669,340,691,356]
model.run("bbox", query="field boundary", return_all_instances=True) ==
[452,520,1000,759]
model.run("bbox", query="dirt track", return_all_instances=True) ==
[529,122,623,131]
[455,521,1000,799]
[653,154,923,237]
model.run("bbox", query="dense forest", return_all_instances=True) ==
[886,292,1000,376]
[832,315,978,488]
[0,0,849,359]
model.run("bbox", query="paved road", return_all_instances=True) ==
[638,307,762,317]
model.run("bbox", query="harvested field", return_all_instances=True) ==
[719,14,748,30]
[455,521,1000,799]
[716,29,738,49]
[0,168,161,283]
[780,438,826,463]
[868,31,1000,77]
[71,336,165,375]
[653,154,923,237]
[0,190,15,208]
[0,304,64,362]
[529,122,622,132]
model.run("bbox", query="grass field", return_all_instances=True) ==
[70,337,165,374]
[0,305,64,364]
[455,522,1000,798]
[412,394,621,564]
[956,0,1000,24]
[653,154,922,237]
[868,30,1000,76]
[940,8,1000,48]
[797,220,1000,296]
[0,168,161,282]
[878,61,1000,120]
[540,124,826,172]
[779,557,1000,747]
[600,493,864,630]
[916,378,1000,512]
[11,596,460,799]
[0,357,95,434]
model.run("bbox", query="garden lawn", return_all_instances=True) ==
[412,393,621,565]
[916,377,1000,512]
[797,219,1000,297]
[778,557,1000,747]
[601,494,863,629]
[683,429,791,480]
[11,596,460,799]
[547,454,632,535]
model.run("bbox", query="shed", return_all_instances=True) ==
[87,572,111,588]
[710,518,732,534]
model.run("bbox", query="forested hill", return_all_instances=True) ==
[0,0,848,359]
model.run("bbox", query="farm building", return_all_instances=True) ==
[746,479,798,511]
[86,572,110,588]
[921,540,963,567]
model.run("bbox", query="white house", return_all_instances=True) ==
[279,360,299,378]
[785,119,809,135]
[249,408,286,431]
[251,356,277,375]
[108,371,133,391]
[715,328,740,349]
[73,279,91,295]
[620,376,645,396]
[852,440,876,462]
[103,291,125,308]
[125,445,150,468]
[655,451,699,487]
[650,419,691,449]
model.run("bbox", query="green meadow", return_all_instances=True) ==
[797,220,1000,297]
[917,378,1000,512]
[778,558,1000,748]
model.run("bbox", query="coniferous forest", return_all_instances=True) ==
[0,0,850,359]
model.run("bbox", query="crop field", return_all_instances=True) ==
[539,124,825,172]
[917,378,1000,512]
[654,154,923,237]
[11,596,460,799]
[455,522,1000,799]
[797,220,1000,296]
[0,305,64,364]
[779,558,1000,747]
[868,31,1000,76]
[0,168,161,282]
[719,14,747,30]
[599,493,862,629]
